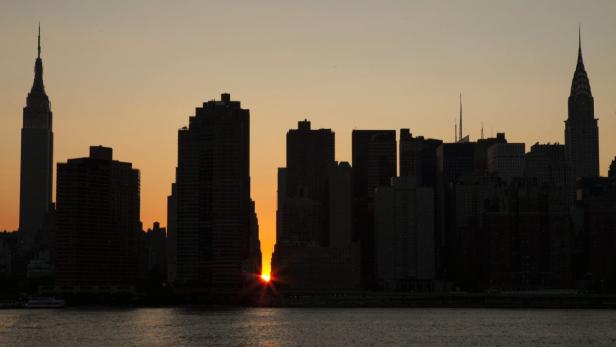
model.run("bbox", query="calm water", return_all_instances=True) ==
[1,308,616,346]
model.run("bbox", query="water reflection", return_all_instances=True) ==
[2,308,616,346]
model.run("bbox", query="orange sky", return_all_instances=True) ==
[1,1,615,275]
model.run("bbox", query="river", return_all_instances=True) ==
[1,307,615,346]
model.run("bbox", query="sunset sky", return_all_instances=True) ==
[1,1,615,275]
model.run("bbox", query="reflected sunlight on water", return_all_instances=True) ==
[2,308,616,346]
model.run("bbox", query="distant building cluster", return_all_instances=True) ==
[269,32,615,293]
[1,28,615,301]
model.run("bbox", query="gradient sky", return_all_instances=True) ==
[1,0,615,275]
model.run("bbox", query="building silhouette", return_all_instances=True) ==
[608,158,616,179]
[352,130,396,288]
[139,222,167,286]
[435,140,475,281]
[6,24,616,299]
[166,183,177,285]
[487,143,525,183]
[565,30,600,179]
[374,177,435,291]
[328,162,353,249]
[277,120,334,246]
[573,177,616,291]
[172,93,257,290]
[19,26,53,247]
[482,178,553,290]
[0,232,16,281]
[272,121,359,290]
[55,146,140,293]
[399,129,442,188]
[435,134,513,288]
[525,143,570,187]
[474,133,507,173]
[247,199,262,277]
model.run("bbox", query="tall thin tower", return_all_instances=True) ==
[459,93,463,141]
[19,24,53,245]
[564,26,599,179]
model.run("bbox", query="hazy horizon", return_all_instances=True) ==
[2,0,615,274]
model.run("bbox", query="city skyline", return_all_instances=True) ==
[2,2,616,276]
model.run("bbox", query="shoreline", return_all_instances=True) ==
[3,292,616,309]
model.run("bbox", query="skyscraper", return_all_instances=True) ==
[55,146,140,293]
[352,130,396,288]
[272,121,360,290]
[352,131,397,201]
[565,29,599,179]
[19,25,53,245]
[399,129,442,188]
[374,177,436,291]
[435,141,475,283]
[173,93,255,290]
[277,120,335,246]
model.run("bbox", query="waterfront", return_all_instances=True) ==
[2,308,616,346]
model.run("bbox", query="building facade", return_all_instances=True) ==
[374,177,435,291]
[272,121,359,290]
[525,143,570,187]
[487,143,525,183]
[399,129,442,188]
[19,27,53,247]
[565,34,599,179]
[277,120,335,246]
[173,93,256,290]
[55,146,140,293]
[352,130,396,288]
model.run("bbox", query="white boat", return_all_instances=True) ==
[23,297,65,308]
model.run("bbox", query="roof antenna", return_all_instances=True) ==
[576,23,585,67]
[481,121,484,139]
[37,22,41,58]
[459,93,463,141]
[455,121,458,142]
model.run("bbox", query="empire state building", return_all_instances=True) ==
[565,29,599,179]
[19,25,53,244]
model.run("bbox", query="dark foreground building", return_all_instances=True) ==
[55,146,140,293]
[19,26,53,247]
[172,93,259,291]
[352,130,396,288]
[276,119,335,246]
[140,222,167,286]
[573,177,616,291]
[272,120,360,290]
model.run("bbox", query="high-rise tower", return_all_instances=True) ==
[565,28,599,179]
[276,120,335,246]
[56,146,140,292]
[19,25,53,245]
[173,93,255,290]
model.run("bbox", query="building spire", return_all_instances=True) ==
[577,24,583,66]
[38,22,41,59]
[459,93,463,141]
[30,24,45,94]
[570,24,591,99]
[481,121,484,139]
